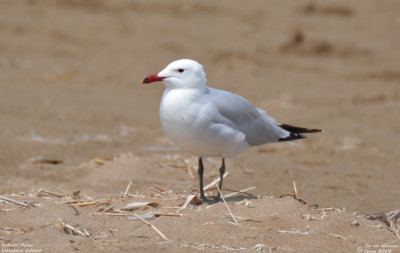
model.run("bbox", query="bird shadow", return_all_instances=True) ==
[224,194,258,203]
[204,189,258,204]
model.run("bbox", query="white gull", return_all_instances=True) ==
[142,59,321,202]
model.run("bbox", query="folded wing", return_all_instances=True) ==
[207,88,322,146]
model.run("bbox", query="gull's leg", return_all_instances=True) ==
[215,158,225,202]
[198,157,208,201]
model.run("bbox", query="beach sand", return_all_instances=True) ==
[1,0,399,251]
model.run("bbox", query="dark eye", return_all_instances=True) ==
[177,68,184,73]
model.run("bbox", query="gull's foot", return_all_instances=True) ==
[200,196,212,203]
[200,196,220,204]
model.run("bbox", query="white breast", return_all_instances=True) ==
[160,88,249,157]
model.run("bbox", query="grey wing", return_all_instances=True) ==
[207,88,290,146]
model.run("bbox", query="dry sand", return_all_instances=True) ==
[1,0,400,252]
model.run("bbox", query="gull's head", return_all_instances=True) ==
[141,59,207,89]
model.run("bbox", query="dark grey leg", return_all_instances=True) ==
[215,158,225,202]
[198,157,207,201]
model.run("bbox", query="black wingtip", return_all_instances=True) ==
[279,133,307,142]
[279,124,322,134]
[278,123,322,142]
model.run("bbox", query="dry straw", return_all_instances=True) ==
[132,213,168,241]
[215,183,238,225]
[0,196,29,207]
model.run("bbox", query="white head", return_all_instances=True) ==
[141,59,207,90]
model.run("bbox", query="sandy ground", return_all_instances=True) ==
[1,0,400,252]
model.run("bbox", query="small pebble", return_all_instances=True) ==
[351,220,360,227]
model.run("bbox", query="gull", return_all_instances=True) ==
[141,59,321,202]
